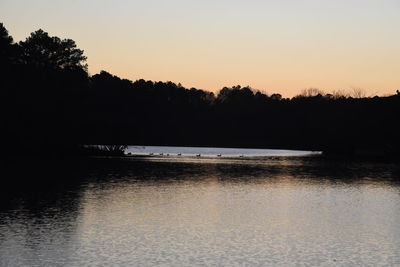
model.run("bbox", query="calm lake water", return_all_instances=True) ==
[1,151,400,266]
[125,146,321,157]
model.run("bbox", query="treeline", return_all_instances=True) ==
[1,23,399,156]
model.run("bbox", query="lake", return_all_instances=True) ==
[125,146,322,157]
[1,149,400,266]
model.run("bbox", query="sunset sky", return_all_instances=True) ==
[1,0,399,97]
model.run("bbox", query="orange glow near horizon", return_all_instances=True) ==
[1,0,399,97]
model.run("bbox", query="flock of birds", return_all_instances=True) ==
[127,152,245,158]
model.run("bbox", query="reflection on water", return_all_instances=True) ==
[1,157,400,266]
[125,145,322,157]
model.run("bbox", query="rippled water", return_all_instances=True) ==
[1,157,400,266]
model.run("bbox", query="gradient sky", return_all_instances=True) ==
[1,0,399,96]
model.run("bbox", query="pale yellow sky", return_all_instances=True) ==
[1,0,399,97]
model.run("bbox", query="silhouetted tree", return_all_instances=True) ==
[19,29,87,71]
[0,23,13,51]
[351,87,367,98]
[271,93,282,101]
[0,23,18,64]
[298,88,325,98]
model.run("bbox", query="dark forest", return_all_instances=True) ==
[1,23,399,158]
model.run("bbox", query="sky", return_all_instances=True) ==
[1,0,399,97]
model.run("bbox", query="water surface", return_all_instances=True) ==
[1,156,399,266]
[125,145,321,157]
